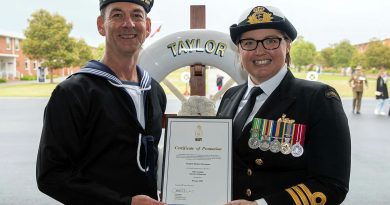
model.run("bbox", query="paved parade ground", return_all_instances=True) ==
[0,97,389,205]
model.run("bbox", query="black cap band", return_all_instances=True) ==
[99,0,154,13]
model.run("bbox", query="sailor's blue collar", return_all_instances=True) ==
[73,60,152,91]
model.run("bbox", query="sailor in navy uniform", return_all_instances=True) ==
[36,1,167,205]
[218,5,351,205]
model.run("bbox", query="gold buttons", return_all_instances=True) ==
[247,168,252,176]
[255,158,263,166]
[246,188,252,197]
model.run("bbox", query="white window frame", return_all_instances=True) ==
[25,59,30,70]
[33,61,38,70]
[15,39,20,51]
[6,37,11,50]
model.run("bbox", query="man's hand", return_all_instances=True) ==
[131,195,166,205]
[225,199,258,205]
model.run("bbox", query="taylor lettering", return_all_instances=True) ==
[167,39,227,57]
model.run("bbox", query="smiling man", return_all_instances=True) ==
[36,1,167,205]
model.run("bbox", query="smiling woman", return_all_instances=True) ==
[218,5,352,205]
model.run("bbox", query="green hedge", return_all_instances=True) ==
[20,76,37,81]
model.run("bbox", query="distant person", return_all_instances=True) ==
[218,5,351,205]
[38,66,45,83]
[349,66,368,114]
[375,68,388,115]
[315,65,321,74]
[345,67,352,76]
[36,0,167,205]
[216,74,224,91]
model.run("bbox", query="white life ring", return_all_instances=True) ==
[306,71,319,81]
[140,30,248,192]
[139,29,247,84]
[180,72,190,83]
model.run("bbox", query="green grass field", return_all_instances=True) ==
[293,72,377,98]
[0,70,378,98]
[0,83,58,97]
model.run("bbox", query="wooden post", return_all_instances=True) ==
[190,5,206,96]
[190,5,205,29]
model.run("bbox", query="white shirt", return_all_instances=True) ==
[234,64,288,127]
[122,82,145,129]
[233,65,288,205]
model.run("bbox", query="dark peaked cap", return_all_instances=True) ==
[99,0,154,13]
[230,6,297,44]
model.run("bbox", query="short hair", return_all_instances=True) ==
[100,6,148,20]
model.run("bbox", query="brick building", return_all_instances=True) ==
[383,38,390,47]
[0,30,40,80]
[354,38,390,53]
[0,30,80,81]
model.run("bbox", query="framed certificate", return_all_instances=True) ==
[161,117,232,205]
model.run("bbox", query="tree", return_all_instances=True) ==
[350,50,363,69]
[318,47,335,68]
[362,39,390,69]
[23,9,74,83]
[332,40,356,68]
[290,36,317,71]
[93,43,105,60]
[71,38,94,67]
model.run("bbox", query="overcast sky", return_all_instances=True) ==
[1,0,389,50]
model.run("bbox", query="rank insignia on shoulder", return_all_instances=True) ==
[325,87,341,101]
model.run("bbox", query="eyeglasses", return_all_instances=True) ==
[238,37,284,51]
